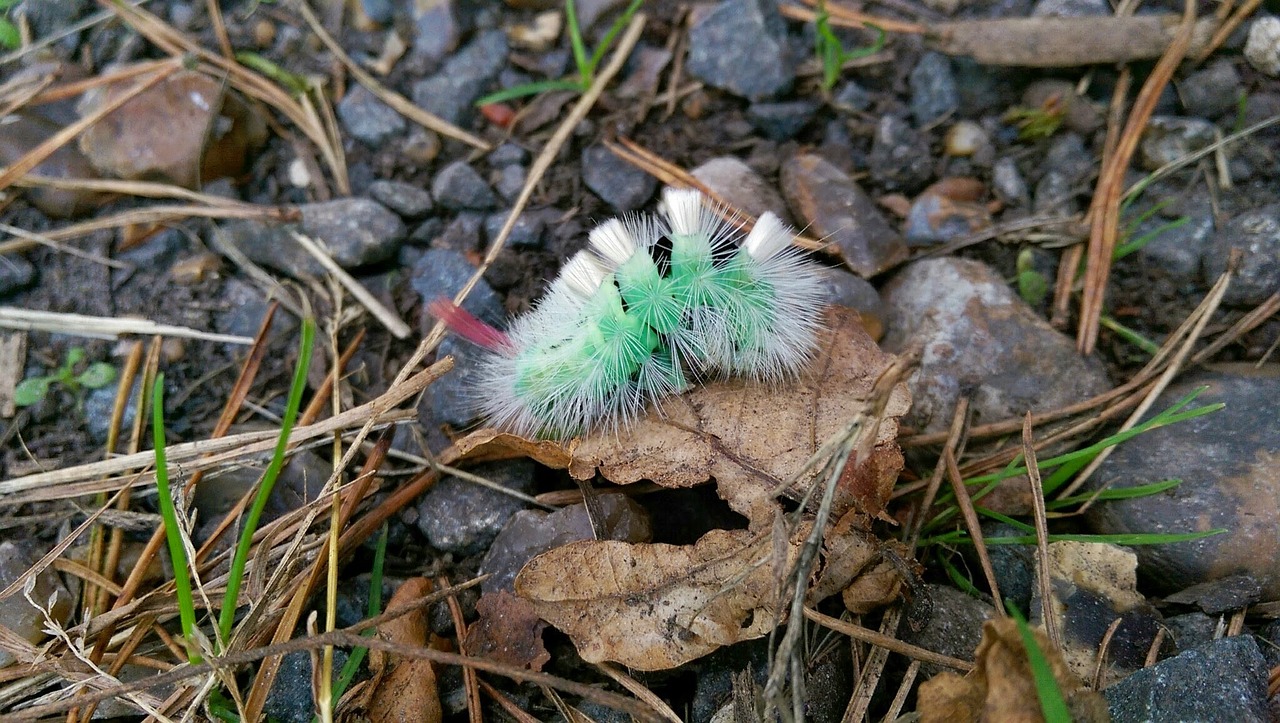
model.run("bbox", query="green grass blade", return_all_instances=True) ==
[588,0,644,73]
[1008,605,1072,723]
[152,373,199,662]
[939,552,982,598]
[474,79,584,106]
[565,0,590,83]
[218,319,316,647]
[330,523,389,711]
[1047,479,1182,509]
[1114,216,1189,261]
[1099,315,1161,356]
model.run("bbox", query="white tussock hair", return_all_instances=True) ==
[658,187,737,250]
[587,216,661,271]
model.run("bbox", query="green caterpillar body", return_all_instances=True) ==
[475,188,826,439]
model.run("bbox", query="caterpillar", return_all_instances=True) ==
[430,187,827,439]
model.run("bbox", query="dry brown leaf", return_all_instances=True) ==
[917,618,1110,723]
[463,590,551,672]
[811,510,911,613]
[515,528,799,671]
[570,306,909,528]
[368,578,443,723]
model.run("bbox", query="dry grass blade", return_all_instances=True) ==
[884,659,921,721]
[1022,414,1060,650]
[943,446,1005,616]
[785,0,927,34]
[292,0,490,151]
[1189,292,1280,366]
[0,307,253,345]
[0,222,128,269]
[289,231,411,338]
[906,395,970,550]
[0,360,447,502]
[24,59,171,105]
[844,607,902,721]
[803,607,973,672]
[1078,0,1198,354]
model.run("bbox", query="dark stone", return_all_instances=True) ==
[900,584,996,678]
[686,0,795,101]
[1104,636,1270,723]
[494,163,527,201]
[431,161,499,211]
[408,248,504,327]
[415,460,536,556]
[1163,612,1218,653]
[484,210,547,248]
[214,199,405,278]
[410,0,461,66]
[410,30,508,126]
[867,115,933,194]
[481,494,651,594]
[910,52,959,125]
[487,142,529,167]
[1086,371,1280,599]
[1180,60,1244,118]
[1133,201,1214,283]
[746,99,820,140]
[1165,574,1263,614]
[581,144,657,211]
[367,180,434,219]
[264,650,350,723]
[1202,204,1280,306]
[832,81,872,112]
[337,85,405,145]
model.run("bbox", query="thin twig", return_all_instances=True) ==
[289,231,411,339]
[943,447,1005,616]
[802,607,973,672]
[0,307,253,345]
[1022,414,1060,650]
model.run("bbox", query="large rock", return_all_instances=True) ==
[879,257,1110,435]
[1086,371,1280,598]
[686,0,795,101]
[1104,636,1271,723]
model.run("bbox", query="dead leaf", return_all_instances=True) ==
[368,578,443,723]
[569,306,910,528]
[515,528,799,670]
[463,590,550,671]
[811,510,912,614]
[917,618,1110,723]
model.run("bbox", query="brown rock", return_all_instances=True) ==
[0,112,106,218]
[77,67,267,188]
[781,154,909,277]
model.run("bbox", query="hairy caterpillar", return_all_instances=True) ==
[431,188,827,439]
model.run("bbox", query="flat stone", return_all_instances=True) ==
[214,199,405,278]
[408,248,505,328]
[581,144,656,211]
[1165,574,1263,615]
[1139,116,1217,171]
[879,257,1110,436]
[415,460,536,556]
[909,52,958,125]
[411,0,461,66]
[410,30,508,126]
[1202,204,1280,306]
[431,161,499,211]
[0,541,73,667]
[690,156,790,221]
[686,0,795,101]
[745,99,820,140]
[1179,60,1243,118]
[1104,636,1271,723]
[367,179,433,219]
[900,584,996,678]
[867,115,933,194]
[480,493,652,594]
[484,210,547,248]
[337,84,405,145]
[1086,371,1280,598]
[780,153,908,278]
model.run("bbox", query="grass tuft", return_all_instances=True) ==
[151,372,199,662]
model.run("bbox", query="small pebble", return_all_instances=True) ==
[431,161,499,211]
[368,179,434,219]
[581,144,656,211]
[1244,17,1280,77]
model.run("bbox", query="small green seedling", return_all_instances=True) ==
[475,0,644,106]
[1004,101,1064,141]
[1015,248,1049,307]
[0,0,22,50]
[814,0,886,91]
[15,348,116,407]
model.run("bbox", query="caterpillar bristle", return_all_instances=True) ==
[452,187,827,439]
